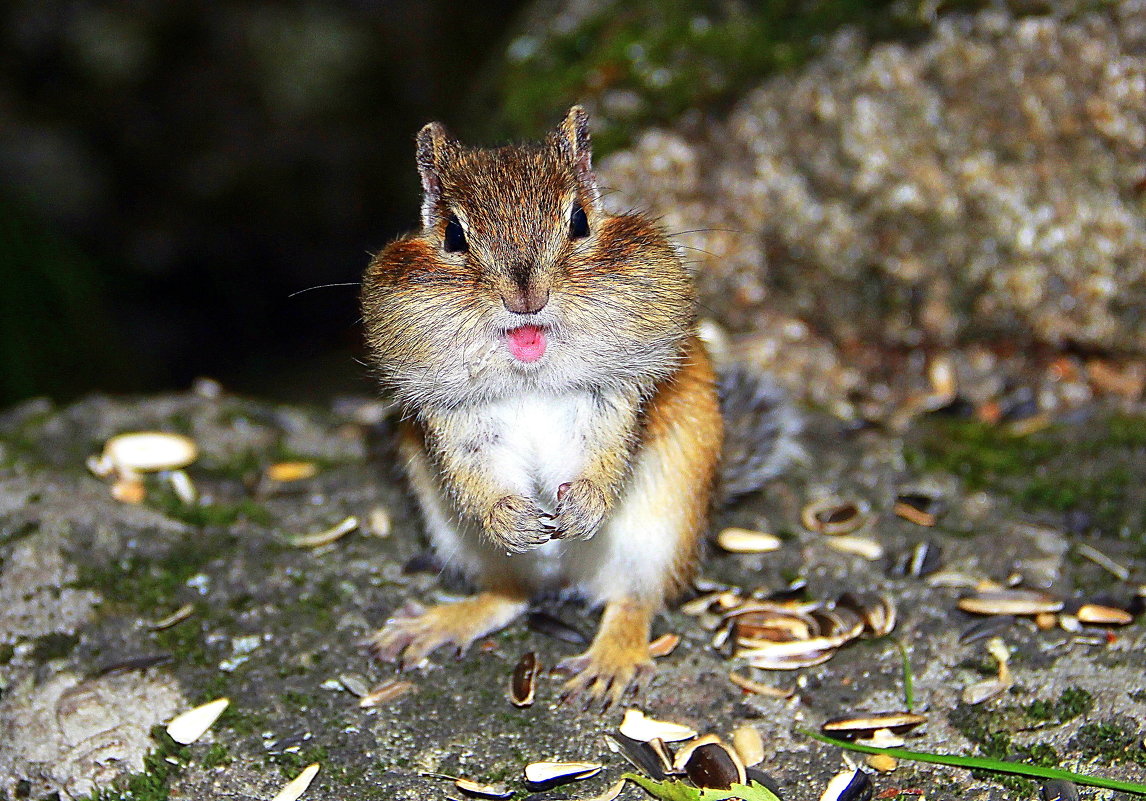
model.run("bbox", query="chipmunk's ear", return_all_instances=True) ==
[416,121,454,229]
[552,105,600,208]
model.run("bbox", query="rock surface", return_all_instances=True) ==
[599,1,1146,368]
[1,389,1144,800]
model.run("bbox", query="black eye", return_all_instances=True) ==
[444,214,467,253]
[569,201,590,239]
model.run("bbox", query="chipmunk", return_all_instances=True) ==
[360,106,796,707]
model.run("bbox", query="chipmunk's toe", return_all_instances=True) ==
[555,650,655,711]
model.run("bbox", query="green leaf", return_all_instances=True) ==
[623,774,782,801]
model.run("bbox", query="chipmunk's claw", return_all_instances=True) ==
[555,651,655,711]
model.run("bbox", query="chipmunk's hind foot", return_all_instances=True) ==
[554,597,655,710]
[366,592,527,669]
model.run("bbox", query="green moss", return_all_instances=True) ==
[31,631,80,662]
[949,687,1093,745]
[270,745,329,777]
[486,0,1005,154]
[199,743,232,769]
[74,531,236,610]
[948,686,1090,792]
[147,484,272,527]
[196,671,232,704]
[153,619,213,668]
[907,415,1146,539]
[282,690,317,711]
[0,641,15,665]
[282,573,344,630]
[1071,721,1146,766]
[216,702,269,739]
[1047,686,1093,721]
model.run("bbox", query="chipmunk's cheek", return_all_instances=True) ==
[505,325,547,363]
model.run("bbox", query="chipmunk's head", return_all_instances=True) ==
[362,106,694,409]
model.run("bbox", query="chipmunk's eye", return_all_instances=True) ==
[444,214,467,253]
[569,201,590,239]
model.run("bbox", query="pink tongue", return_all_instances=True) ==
[506,325,547,363]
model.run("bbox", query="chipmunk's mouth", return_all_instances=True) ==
[505,325,547,363]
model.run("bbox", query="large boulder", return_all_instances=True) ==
[600,3,1146,354]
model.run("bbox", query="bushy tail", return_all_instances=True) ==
[717,365,802,501]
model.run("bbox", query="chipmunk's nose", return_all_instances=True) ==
[502,264,549,314]
[503,286,549,315]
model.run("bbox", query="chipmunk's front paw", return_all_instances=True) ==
[551,479,606,541]
[485,494,555,553]
[483,492,554,554]
[555,643,655,710]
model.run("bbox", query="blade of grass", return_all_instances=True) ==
[800,729,1146,795]
[894,638,914,711]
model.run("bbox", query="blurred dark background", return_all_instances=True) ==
[0,0,531,404]
[0,0,1007,407]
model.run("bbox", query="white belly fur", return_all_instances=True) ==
[411,390,677,603]
[480,393,593,510]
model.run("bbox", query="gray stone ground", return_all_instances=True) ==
[1,389,1143,800]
